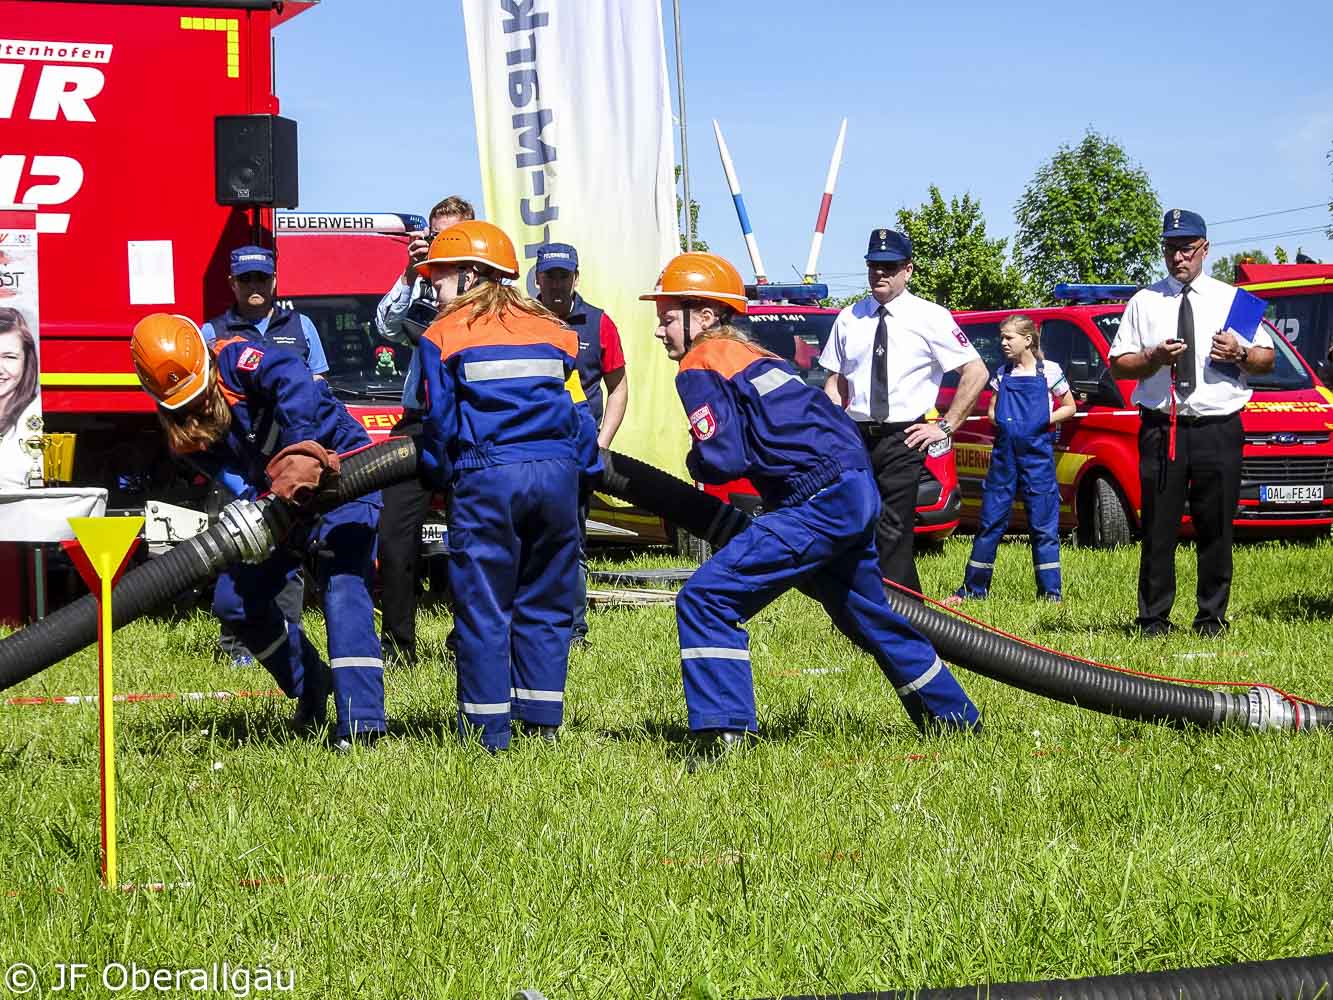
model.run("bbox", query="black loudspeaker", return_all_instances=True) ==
[214,114,299,207]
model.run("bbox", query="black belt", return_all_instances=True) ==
[1138,407,1237,428]
[857,418,922,439]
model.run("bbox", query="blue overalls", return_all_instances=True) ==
[417,307,601,751]
[959,361,1062,600]
[675,337,980,735]
[196,339,386,741]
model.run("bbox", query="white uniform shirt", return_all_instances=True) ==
[990,360,1070,420]
[819,290,980,422]
[1107,272,1274,417]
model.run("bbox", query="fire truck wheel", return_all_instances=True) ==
[1078,475,1133,549]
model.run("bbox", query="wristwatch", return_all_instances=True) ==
[1238,345,1250,365]
[936,418,954,437]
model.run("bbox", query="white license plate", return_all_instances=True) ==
[1260,484,1324,503]
[420,522,447,545]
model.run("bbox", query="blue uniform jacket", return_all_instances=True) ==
[186,338,371,494]
[677,336,868,507]
[415,305,601,485]
[202,306,329,375]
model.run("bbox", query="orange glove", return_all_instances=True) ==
[265,441,340,507]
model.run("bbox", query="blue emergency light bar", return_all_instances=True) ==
[745,282,829,304]
[1052,283,1139,304]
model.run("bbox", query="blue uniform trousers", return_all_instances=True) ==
[213,496,386,740]
[448,459,580,751]
[675,469,980,734]
[960,370,1062,600]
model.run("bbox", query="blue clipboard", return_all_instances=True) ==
[1210,288,1267,378]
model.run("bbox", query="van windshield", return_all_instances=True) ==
[1249,327,1314,391]
[739,311,836,388]
[285,295,409,401]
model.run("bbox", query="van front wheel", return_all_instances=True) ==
[1077,476,1133,548]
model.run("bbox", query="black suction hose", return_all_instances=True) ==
[755,950,1333,999]
[596,451,1333,732]
[0,437,418,694]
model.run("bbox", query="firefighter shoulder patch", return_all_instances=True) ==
[688,403,717,441]
[236,346,264,372]
[952,327,971,348]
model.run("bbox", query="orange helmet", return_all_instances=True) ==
[416,220,520,279]
[639,252,749,315]
[130,313,212,410]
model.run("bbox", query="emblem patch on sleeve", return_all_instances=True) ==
[237,346,264,372]
[952,328,970,347]
[688,403,717,441]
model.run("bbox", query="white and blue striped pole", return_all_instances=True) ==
[712,119,767,284]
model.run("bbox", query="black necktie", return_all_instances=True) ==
[871,304,890,420]
[1176,283,1195,398]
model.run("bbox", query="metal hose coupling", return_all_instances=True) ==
[1246,685,1301,731]
[216,498,277,564]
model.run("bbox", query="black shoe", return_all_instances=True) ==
[569,634,591,650]
[685,729,751,772]
[1193,620,1227,638]
[291,665,332,733]
[518,721,560,743]
[1138,621,1175,638]
[332,729,384,755]
[382,638,418,670]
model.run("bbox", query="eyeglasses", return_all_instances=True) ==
[233,273,273,284]
[1162,241,1205,259]
[868,261,910,275]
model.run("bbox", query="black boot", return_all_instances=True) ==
[685,729,751,772]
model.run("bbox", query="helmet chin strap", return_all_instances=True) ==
[682,304,692,353]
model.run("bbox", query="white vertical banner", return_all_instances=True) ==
[462,0,685,475]
[0,210,43,491]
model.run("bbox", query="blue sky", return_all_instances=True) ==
[277,1,1333,299]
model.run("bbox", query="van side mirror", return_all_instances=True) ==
[1073,369,1125,408]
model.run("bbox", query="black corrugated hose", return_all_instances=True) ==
[754,950,1333,999]
[0,436,418,694]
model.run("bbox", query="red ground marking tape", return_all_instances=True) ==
[4,689,283,708]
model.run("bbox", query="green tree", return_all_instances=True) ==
[1274,244,1289,264]
[1013,130,1162,297]
[895,186,1030,310]
[675,165,709,253]
[1210,248,1271,282]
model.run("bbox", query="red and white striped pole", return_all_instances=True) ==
[803,118,847,282]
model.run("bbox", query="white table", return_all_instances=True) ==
[0,488,110,620]
[0,487,109,542]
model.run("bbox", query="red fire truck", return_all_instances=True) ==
[8,0,317,520]
[1235,261,1333,383]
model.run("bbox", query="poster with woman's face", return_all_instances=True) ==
[0,213,42,490]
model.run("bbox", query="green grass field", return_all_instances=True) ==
[2,536,1332,999]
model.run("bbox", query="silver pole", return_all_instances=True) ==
[672,0,692,252]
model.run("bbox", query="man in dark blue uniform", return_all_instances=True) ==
[533,243,629,646]
[201,245,328,667]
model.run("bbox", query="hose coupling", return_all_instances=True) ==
[217,499,276,565]
[1246,685,1297,732]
